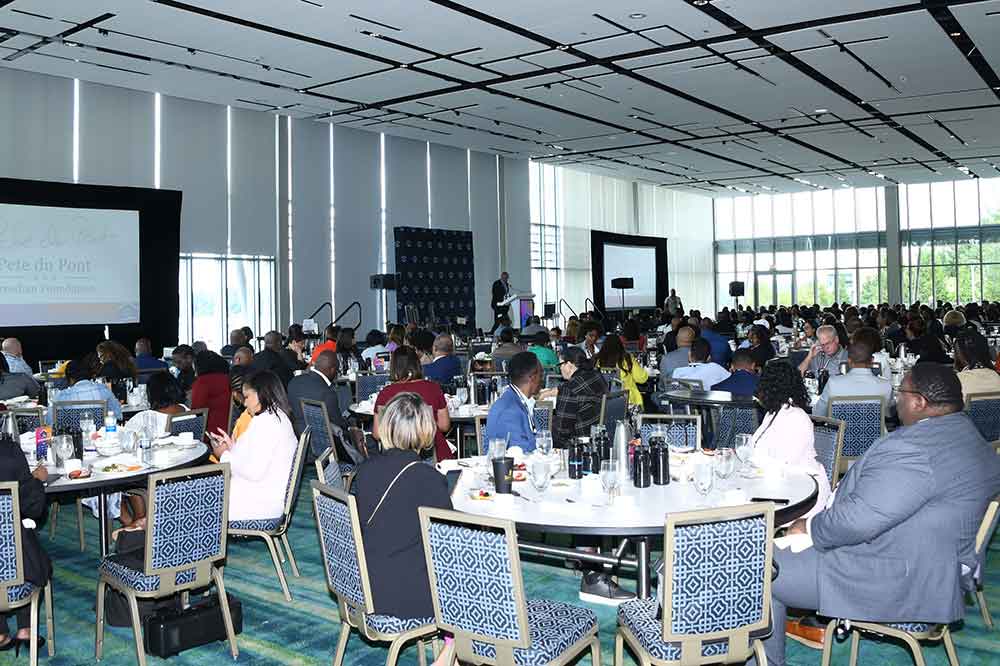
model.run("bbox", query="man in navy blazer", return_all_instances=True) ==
[710,349,758,395]
[485,352,542,453]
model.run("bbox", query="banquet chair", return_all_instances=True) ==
[600,390,629,435]
[227,429,309,602]
[828,396,887,472]
[971,495,1000,630]
[532,405,553,433]
[713,404,759,450]
[37,360,62,374]
[356,373,391,404]
[95,465,237,666]
[636,414,702,451]
[474,416,488,457]
[810,416,846,487]
[0,483,54,666]
[49,400,107,552]
[313,481,439,666]
[302,399,357,484]
[544,373,565,390]
[11,408,44,435]
[614,503,775,666]
[600,368,624,394]
[419,507,601,666]
[165,408,208,441]
[819,620,958,666]
[966,392,1000,449]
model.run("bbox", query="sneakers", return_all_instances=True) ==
[578,572,635,606]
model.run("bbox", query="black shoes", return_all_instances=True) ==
[578,572,635,605]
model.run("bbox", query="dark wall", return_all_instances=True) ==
[0,178,181,368]
[590,230,669,314]
[394,226,476,326]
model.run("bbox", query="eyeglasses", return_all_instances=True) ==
[896,388,926,400]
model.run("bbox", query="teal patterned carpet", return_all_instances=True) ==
[28,470,1000,665]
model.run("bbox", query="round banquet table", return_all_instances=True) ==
[350,402,490,457]
[439,456,818,597]
[656,388,755,409]
[40,443,210,558]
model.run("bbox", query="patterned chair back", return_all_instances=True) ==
[166,408,208,441]
[599,368,621,392]
[418,507,530,654]
[143,465,230,594]
[966,393,1000,443]
[974,496,1000,586]
[636,414,701,450]
[312,481,373,619]
[829,397,885,459]
[0,482,26,611]
[661,504,774,656]
[714,405,758,450]
[474,416,488,457]
[600,390,629,435]
[532,406,553,433]
[279,430,310,530]
[355,373,391,404]
[810,416,846,486]
[52,400,107,433]
[11,408,44,435]
[228,400,241,434]
[302,399,337,463]
[544,373,564,390]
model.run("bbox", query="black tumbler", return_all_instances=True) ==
[492,457,514,494]
[587,445,601,475]
[632,446,651,488]
[650,437,670,485]
[568,442,584,480]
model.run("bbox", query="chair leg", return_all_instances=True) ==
[820,621,836,666]
[752,639,767,666]
[126,591,146,666]
[849,630,860,666]
[385,637,405,666]
[332,622,351,666]
[29,594,38,666]
[95,580,106,660]
[274,535,286,563]
[942,627,960,666]
[76,498,86,552]
[281,533,300,577]
[211,567,239,660]
[614,630,624,666]
[263,535,292,601]
[590,635,602,665]
[977,590,994,629]
[899,633,926,666]
[44,583,54,656]
[431,638,441,658]
[417,639,427,666]
[48,502,58,540]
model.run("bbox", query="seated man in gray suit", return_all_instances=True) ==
[286,350,354,460]
[762,364,1000,666]
[813,332,894,419]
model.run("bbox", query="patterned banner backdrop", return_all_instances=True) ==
[394,226,476,325]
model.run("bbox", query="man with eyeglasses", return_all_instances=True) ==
[797,324,847,377]
[760,365,1000,666]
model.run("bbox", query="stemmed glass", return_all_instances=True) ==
[535,431,553,457]
[53,435,75,472]
[600,460,620,505]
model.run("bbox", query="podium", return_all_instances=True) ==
[500,293,535,328]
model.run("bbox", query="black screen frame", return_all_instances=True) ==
[590,230,668,313]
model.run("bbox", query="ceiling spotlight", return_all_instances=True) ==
[555,44,569,51]
[814,108,828,114]
[692,0,710,5]
[950,31,962,37]
[628,12,647,19]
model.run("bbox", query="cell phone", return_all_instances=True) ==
[445,469,462,498]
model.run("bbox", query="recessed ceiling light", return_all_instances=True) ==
[628,12,647,19]
[693,0,710,5]
[555,44,569,51]
[814,108,828,114]
[950,31,962,37]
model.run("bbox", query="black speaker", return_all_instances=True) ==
[729,281,745,297]
[544,303,556,318]
[370,273,397,290]
[610,277,634,289]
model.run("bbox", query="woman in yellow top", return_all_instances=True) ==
[595,334,648,406]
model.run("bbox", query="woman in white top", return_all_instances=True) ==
[750,361,831,520]
[123,371,188,438]
[208,370,297,522]
[954,330,1000,402]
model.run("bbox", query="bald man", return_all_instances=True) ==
[232,347,254,367]
[251,330,293,386]
[658,326,696,388]
[1,338,32,376]
[286,350,360,462]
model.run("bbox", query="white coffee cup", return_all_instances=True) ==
[178,431,194,444]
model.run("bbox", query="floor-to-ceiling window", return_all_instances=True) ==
[529,162,562,310]
[900,178,1000,304]
[714,187,887,309]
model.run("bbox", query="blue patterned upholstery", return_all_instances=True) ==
[639,420,698,450]
[168,411,206,441]
[830,400,883,458]
[12,409,43,435]
[812,420,842,484]
[302,402,334,457]
[150,474,226,571]
[602,392,628,435]
[356,373,391,403]
[968,398,1000,442]
[6,582,34,604]
[365,614,434,635]
[885,622,935,634]
[471,599,597,665]
[669,516,767,635]
[714,406,756,450]
[619,598,752,661]
[424,520,522,642]
[0,492,16,584]
[53,403,105,433]
[229,517,283,532]
[314,493,365,608]
[600,369,620,390]
[532,407,551,433]
[99,556,198,593]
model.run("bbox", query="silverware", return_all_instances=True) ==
[511,490,533,502]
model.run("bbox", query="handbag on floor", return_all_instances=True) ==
[143,594,243,658]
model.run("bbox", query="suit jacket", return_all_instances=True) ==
[491,279,510,311]
[485,387,536,452]
[0,437,52,586]
[252,348,293,386]
[810,411,1000,623]
[711,369,759,396]
[286,371,354,458]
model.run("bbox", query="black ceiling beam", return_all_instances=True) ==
[3,11,114,61]
[923,2,1000,103]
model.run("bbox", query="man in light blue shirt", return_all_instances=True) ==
[2,338,33,376]
[813,336,894,419]
[672,338,731,390]
[46,359,123,425]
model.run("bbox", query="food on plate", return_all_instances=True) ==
[512,471,527,482]
[68,469,91,479]
[513,463,526,471]
[470,489,493,500]
[100,463,143,473]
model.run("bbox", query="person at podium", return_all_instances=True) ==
[491,271,511,325]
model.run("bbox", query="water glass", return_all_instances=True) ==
[734,434,754,468]
[53,435,74,470]
[715,448,736,479]
[535,431,553,457]
[488,438,507,461]
[600,460,620,504]
[530,459,551,493]
[693,458,715,497]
